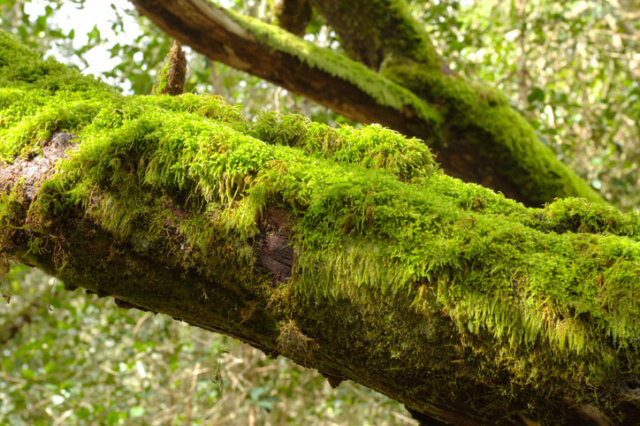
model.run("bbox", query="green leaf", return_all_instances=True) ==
[21,368,35,380]
[129,406,145,417]
[527,87,545,103]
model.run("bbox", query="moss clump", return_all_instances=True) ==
[0,31,107,93]
[533,197,640,237]
[249,111,437,181]
[276,319,317,359]
[381,62,603,206]
[1,31,639,422]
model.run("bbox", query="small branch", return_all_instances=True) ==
[154,40,187,95]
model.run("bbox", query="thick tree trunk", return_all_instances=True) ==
[1,31,640,425]
[274,0,312,36]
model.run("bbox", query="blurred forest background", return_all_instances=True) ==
[1,0,639,424]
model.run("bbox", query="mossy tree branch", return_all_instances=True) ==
[129,0,601,207]
[1,32,640,424]
[129,0,438,135]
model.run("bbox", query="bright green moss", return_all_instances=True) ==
[250,111,437,181]
[381,63,603,206]
[2,31,639,419]
[0,94,105,162]
[533,197,640,237]
[0,31,108,93]
[153,59,171,95]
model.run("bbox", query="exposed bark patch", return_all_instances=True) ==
[0,131,75,198]
[256,207,294,283]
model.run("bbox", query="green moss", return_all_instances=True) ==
[250,111,437,181]
[153,59,171,95]
[2,32,639,421]
[381,63,603,206]
[0,31,118,162]
[533,197,640,236]
[0,31,108,93]
[0,183,26,245]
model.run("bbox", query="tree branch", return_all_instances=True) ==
[129,0,601,207]
[1,33,639,423]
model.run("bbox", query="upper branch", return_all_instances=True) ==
[129,0,438,132]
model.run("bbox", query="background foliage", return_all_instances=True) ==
[1,0,638,424]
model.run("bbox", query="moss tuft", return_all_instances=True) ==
[381,63,603,206]
[250,111,437,181]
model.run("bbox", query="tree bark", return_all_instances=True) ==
[274,0,312,36]
[1,33,640,424]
